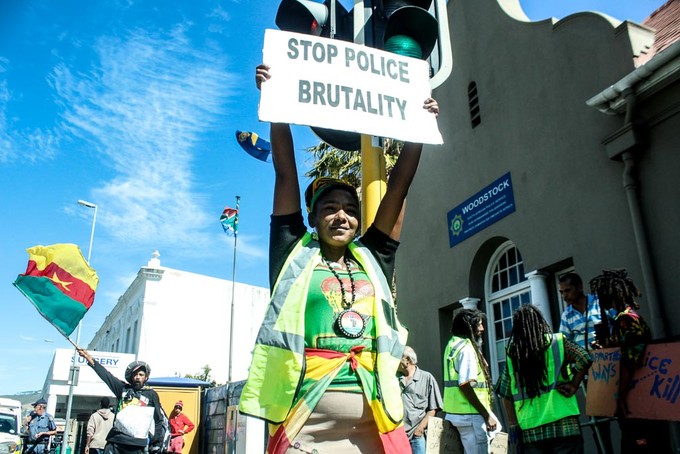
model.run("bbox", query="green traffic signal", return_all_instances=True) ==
[382,2,438,60]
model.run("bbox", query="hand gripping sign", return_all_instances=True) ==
[259,29,443,145]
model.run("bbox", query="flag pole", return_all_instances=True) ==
[227,195,240,383]
[61,201,97,454]
[66,337,80,349]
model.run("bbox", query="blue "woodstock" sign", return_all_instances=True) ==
[447,172,516,247]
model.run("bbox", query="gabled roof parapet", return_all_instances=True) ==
[617,20,656,60]
[496,0,655,63]
[496,0,529,22]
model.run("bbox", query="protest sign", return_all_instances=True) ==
[586,342,680,420]
[426,417,463,454]
[260,29,443,145]
[586,348,619,417]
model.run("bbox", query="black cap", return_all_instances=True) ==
[31,398,47,407]
[125,360,151,383]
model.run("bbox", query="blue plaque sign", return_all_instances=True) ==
[447,172,516,247]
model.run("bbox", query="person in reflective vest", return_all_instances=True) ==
[497,305,591,453]
[239,64,441,454]
[443,309,497,454]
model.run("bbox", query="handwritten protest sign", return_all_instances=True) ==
[426,417,463,454]
[586,342,680,420]
[585,348,620,416]
[260,29,443,145]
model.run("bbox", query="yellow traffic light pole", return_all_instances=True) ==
[360,134,386,231]
[353,1,387,229]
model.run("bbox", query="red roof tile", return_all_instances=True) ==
[636,0,680,66]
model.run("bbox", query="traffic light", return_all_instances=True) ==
[310,127,361,151]
[376,0,438,60]
[276,0,328,36]
[273,0,448,150]
[276,0,353,41]
[275,0,359,150]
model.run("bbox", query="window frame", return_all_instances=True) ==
[484,240,532,379]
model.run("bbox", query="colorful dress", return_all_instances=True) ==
[240,212,410,454]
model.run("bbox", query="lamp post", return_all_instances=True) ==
[77,200,97,266]
[61,200,97,454]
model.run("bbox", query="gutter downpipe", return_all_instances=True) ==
[612,80,678,454]
[619,88,666,339]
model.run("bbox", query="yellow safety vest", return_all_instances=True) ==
[443,336,491,414]
[239,232,408,424]
[507,333,580,429]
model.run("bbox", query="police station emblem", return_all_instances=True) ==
[450,214,464,236]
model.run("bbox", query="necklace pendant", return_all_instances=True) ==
[335,309,365,338]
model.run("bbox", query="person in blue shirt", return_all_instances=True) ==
[558,272,614,454]
[22,398,57,454]
[559,272,611,351]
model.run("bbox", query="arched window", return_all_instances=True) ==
[485,241,531,378]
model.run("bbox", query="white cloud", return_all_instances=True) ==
[50,26,241,252]
[0,57,13,163]
[0,56,64,164]
[208,5,231,23]
[0,83,10,163]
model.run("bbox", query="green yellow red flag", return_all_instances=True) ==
[13,243,99,337]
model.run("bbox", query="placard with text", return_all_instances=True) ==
[586,342,680,420]
[260,29,443,145]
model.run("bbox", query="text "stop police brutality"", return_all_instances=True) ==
[287,38,412,120]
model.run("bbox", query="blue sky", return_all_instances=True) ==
[0,0,666,395]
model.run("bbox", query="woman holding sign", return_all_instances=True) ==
[238,64,439,454]
[589,269,663,454]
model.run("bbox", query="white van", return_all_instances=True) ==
[0,398,22,454]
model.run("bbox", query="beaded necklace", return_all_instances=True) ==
[322,254,365,338]
[322,254,356,309]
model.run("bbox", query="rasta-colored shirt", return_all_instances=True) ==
[270,211,397,393]
[305,259,376,392]
[609,306,651,370]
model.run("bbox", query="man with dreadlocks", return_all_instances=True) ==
[496,305,591,453]
[443,308,497,454]
[589,269,661,453]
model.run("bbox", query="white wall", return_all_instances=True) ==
[89,265,269,385]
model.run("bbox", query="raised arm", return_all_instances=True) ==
[256,64,300,215]
[373,98,438,237]
[271,122,300,215]
[78,347,125,398]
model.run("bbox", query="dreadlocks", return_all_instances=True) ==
[451,309,492,400]
[506,305,552,400]
[589,269,642,348]
[589,268,641,312]
[451,309,485,338]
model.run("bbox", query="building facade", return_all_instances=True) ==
[87,251,270,384]
[35,252,270,454]
[397,0,679,394]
